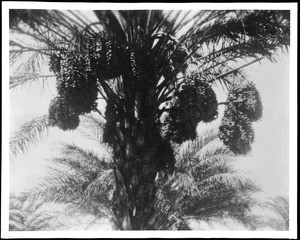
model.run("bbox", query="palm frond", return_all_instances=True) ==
[266,196,289,217]
[77,113,106,144]
[9,9,98,89]
[21,170,85,206]
[9,194,64,231]
[199,173,260,194]
[156,128,261,229]
[185,10,289,88]
[152,180,191,230]
[191,10,289,58]
[82,169,115,204]
[10,9,84,46]
[262,195,289,230]
[194,140,232,159]
[9,73,55,89]
[9,115,49,157]
[57,143,113,170]
[169,172,200,197]
[9,221,26,231]
[19,144,115,223]
[175,128,219,162]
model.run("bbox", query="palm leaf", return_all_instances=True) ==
[56,143,113,171]
[262,195,289,230]
[9,194,64,231]
[9,115,49,157]
[175,128,219,163]
[77,113,106,144]
[82,169,115,204]
[19,145,114,221]
[185,10,289,88]
[9,73,55,89]
[158,129,261,229]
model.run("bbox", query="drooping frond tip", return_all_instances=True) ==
[9,115,49,157]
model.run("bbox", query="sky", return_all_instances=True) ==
[241,55,290,197]
[2,3,297,237]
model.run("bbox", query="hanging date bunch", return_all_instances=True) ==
[56,52,98,113]
[219,104,255,155]
[49,53,62,74]
[102,95,126,145]
[48,96,80,131]
[119,30,157,93]
[163,73,218,144]
[87,35,121,80]
[219,78,263,154]
[131,46,157,91]
[48,49,99,130]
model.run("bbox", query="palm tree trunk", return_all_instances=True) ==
[111,119,159,230]
[120,149,158,229]
[126,165,157,230]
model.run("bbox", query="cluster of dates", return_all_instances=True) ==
[48,33,123,130]
[48,52,98,130]
[162,74,218,144]
[219,78,263,154]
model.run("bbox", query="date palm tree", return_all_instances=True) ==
[9,9,290,229]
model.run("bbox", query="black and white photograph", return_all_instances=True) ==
[1,2,297,238]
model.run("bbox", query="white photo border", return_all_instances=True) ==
[2,2,298,239]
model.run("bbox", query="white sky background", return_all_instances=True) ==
[2,2,298,238]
